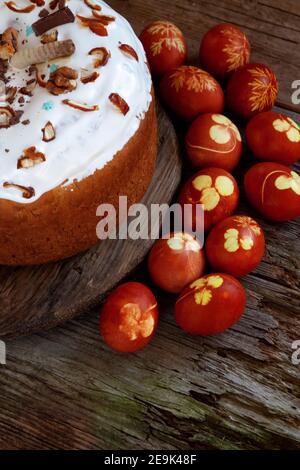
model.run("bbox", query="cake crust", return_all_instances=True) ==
[0,94,157,266]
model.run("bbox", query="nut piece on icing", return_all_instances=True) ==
[62,99,99,112]
[84,0,102,10]
[46,66,78,95]
[0,27,19,60]
[119,44,139,62]
[41,30,58,44]
[80,69,99,84]
[42,121,56,142]
[3,182,35,199]
[4,1,35,13]
[89,47,111,68]
[109,93,130,116]
[17,146,46,169]
[0,106,16,128]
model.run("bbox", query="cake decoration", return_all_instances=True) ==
[26,25,34,37]
[3,181,35,198]
[42,100,54,110]
[62,98,99,111]
[80,68,99,84]
[41,30,59,43]
[109,93,129,115]
[11,39,75,68]
[84,0,101,10]
[5,1,36,13]
[76,13,115,37]
[46,65,78,95]
[32,7,75,36]
[119,43,139,61]
[17,145,45,168]
[0,0,152,203]
[41,120,55,141]
[0,27,18,60]
[89,46,110,67]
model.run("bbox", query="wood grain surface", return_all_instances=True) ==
[0,0,299,451]
[0,103,181,339]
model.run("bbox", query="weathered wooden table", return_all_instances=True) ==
[0,0,299,450]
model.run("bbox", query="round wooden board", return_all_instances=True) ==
[0,103,181,339]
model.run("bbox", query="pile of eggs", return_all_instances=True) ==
[99,21,300,353]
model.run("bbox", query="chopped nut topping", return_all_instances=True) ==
[34,66,47,87]
[3,182,35,199]
[42,121,56,142]
[80,69,99,84]
[84,0,102,10]
[17,146,46,169]
[46,66,78,95]
[89,46,110,67]
[5,86,17,104]
[62,99,99,112]
[91,12,115,24]
[0,27,19,60]
[119,44,139,62]
[19,78,37,96]
[41,30,58,44]
[4,1,35,13]
[109,93,129,116]
[76,14,115,37]
[0,106,16,128]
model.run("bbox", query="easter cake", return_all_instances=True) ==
[0,0,156,265]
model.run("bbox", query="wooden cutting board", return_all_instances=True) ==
[0,103,181,339]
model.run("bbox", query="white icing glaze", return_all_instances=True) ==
[0,0,152,203]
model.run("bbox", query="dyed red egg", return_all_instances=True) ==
[175,273,247,335]
[246,111,300,165]
[199,23,250,79]
[178,168,239,232]
[148,232,206,294]
[244,162,300,222]
[186,113,242,171]
[139,20,187,78]
[159,66,225,121]
[227,63,279,120]
[99,282,159,353]
[206,215,265,277]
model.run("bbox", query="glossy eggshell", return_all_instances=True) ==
[246,111,300,165]
[148,233,206,293]
[139,21,187,78]
[199,23,250,79]
[186,113,243,171]
[99,282,159,353]
[178,167,239,232]
[226,63,279,120]
[206,215,265,277]
[159,66,225,121]
[175,273,247,335]
[244,162,300,222]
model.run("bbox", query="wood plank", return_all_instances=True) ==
[0,0,299,451]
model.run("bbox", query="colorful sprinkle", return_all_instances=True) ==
[49,64,59,73]
[42,101,54,111]
[26,25,33,37]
